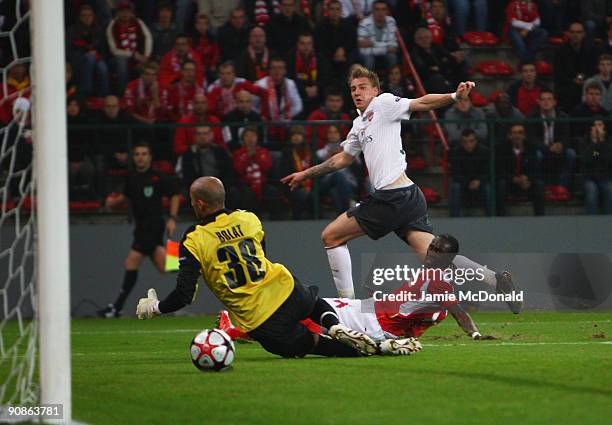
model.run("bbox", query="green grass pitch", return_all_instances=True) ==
[64,311,612,425]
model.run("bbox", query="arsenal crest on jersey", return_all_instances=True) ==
[366,111,374,122]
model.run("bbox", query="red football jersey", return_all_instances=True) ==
[375,276,458,338]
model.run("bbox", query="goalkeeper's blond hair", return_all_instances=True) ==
[349,64,380,90]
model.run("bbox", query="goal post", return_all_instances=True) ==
[31,0,72,423]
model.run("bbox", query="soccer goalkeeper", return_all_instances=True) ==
[136,177,420,357]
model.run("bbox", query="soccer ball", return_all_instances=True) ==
[190,328,235,372]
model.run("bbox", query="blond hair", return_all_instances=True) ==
[349,64,380,90]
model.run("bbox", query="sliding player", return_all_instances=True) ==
[281,65,521,314]
[135,177,420,357]
[218,234,495,353]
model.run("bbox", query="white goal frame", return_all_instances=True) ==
[31,0,72,423]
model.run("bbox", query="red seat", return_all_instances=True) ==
[463,31,485,46]
[407,157,426,171]
[85,97,105,111]
[152,160,176,175]
[548,34,568,45]
[470,91,489,107]
[482,32,500,46]
[545,185,570,202]
[535,60,553,76]
[476,60,498,76]
[69,200,102,211]
[495,61,514,76]
[489,90,506,103]
[107,168,128,177]
[421,187,439,204]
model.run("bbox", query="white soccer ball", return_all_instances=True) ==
[190,328,235,372]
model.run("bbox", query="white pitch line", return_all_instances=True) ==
[69,320,612,335]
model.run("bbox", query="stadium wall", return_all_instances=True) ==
[62,216,612,317]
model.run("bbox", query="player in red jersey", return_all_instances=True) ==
[218,234,494,352]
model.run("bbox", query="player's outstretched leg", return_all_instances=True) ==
[309,297,378,355]
[495,271,523,314]
[378,338,423,356]
[216,310,253,343]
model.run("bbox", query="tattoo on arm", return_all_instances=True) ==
[304,155,342,178]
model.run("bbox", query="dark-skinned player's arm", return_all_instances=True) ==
[408,81,475,112]
[448,304,496,340]
[136,242,201,319]
[281,150,355,190]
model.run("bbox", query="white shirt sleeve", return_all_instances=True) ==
[378,93,412,122]
[341,125,361,156]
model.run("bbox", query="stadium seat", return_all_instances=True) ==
[470,91,489,107]
[495,61,514,76]
[545,185,570,202]
[107,168,128,177]
[548,34,568,45]
[489,90,506,103]
[482,32,500,46]
[421,187,439,204]
[152,160,176,175]
[69,200,102,212]
[476,60,498,76]
[85,97,105,111]
[407,156,426,171]
[535,60,553,76]
[463,31,485,46]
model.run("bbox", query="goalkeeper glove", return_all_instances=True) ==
[136,288,161,319]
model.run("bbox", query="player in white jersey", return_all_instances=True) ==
[282,65,522,314]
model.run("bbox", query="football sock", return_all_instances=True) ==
[114,270,138,311]
[311,335,362,357]
[452,255,497,287]
[325,244,355,298]
[309,298,340,329]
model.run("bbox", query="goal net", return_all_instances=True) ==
[1,1,72,422]
[0,1,37,409]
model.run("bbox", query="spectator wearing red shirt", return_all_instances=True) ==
[421,0,465,69]
[105,1,152,94]
[505,0,548,63]
[158,34,205,89]
[173,93,223,155]
[232,127,283,218]
[235,26,276,82]
[207,61,266,117]
[123,61,161,124]
[507,62,548,116]
[306,88,350,148]
[161,60,206,122]
[192,13,220,82]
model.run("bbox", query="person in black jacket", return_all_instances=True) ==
[217,8,251,62]
[176,125,251,211]
[264,0,311,57]
[554,22,599,112]
[98,141,181,318]
[449,129,491,217]
[314,0,357,89]
[527,89,576,188]
[580,118,612,214]
[221,90,263,151]
[496,123,545,216]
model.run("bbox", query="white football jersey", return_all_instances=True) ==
[341,93,412,190]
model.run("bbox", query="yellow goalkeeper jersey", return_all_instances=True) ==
[182,209,294,331]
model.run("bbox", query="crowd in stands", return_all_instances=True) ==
[1,0,612,218]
